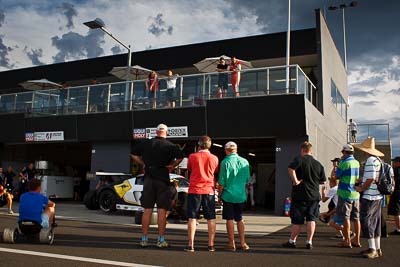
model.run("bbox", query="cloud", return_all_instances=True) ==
[388,88,400,95]
[51,18,105,63]
[60,2,78,29]
[147,13,173,37]
[24,46,44,66]
[349,90,376,98]
[111,45,122,55]
[355,100,379,106]
[0,9,5,27]
[0,9,13,69]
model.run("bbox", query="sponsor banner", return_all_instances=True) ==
[26,131,64,142]
[25,133,34,142]
[133,128,146,139]
[134,126,188,139]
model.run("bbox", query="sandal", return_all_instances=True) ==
[225,245,236,252]
[241,244,250,251]
[351,242,362,248]
[337,242,352,248]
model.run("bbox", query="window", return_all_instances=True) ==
[331,80,347,120]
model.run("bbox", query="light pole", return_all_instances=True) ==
[285,0,291,94]
[328,1,358,71]
[83,19,132,109]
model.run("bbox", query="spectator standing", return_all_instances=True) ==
[355,137,385,259]
[4,166,16,192]
[19,163,37,196]
[335,144,361,248]
[146,71,159,109]
[349,119,357,143]
[0,185,13,214]
[330,157,340,180]
[130,123,183,248]
[0,167,4,185]
[283,141,326,249]
[246,171,256,210]
[218,141,250,251]
[166,70,179,108]
[388,156,400,235]
[184,136,219,252]
[229,56,241,97]
[216,57,229,98]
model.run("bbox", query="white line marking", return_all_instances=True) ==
[0,247,159,267]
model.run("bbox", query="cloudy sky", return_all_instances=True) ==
[0,0,399,155]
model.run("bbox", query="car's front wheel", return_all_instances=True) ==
[98,190,117,212]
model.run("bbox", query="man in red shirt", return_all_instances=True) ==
[184,136,219,252]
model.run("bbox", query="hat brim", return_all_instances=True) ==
[354,144,384,157]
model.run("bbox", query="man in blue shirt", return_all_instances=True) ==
[19,179,55,229]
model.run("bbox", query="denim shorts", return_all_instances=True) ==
[41,213,50,229]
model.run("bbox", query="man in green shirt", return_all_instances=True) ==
[218,141,250,251]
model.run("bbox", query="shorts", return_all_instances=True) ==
[141,177,171,210]
[187,194,216,220]
[166,88,175,101]
[148,90,155,99]
[360,198,382,238]
[41,213,50,229]
[332,215,344,226]
[336,197,360,221]
[218,74,228,90]
[0,195,7,207]
[290,200,319,225]
[351,130,357,136]
[222,201,244,222]
[388,191,400,216]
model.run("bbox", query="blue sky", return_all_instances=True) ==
[0,0,399,156]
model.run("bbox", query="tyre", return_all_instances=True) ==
[39,229,54,244]
[3,228,15,243]
[83,190,99,210]
[134,211,143,225]
[177,192,188,220]
[98,190,117,212]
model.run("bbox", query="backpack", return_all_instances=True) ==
[376,159,395,195]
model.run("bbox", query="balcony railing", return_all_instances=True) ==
[348,123,390,143]
[0,64,316,116]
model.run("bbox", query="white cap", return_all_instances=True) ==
[225,141,237,149]
[342,144,354,152]
[156,124,168,132]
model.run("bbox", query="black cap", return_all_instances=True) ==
[331,157,340,162]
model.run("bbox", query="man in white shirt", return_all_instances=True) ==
[349,119,357,143]
[166,70,179,108]
[355,137,384,259]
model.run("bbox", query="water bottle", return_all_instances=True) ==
[284,197,291,217]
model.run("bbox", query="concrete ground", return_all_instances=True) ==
[0,203,399,267]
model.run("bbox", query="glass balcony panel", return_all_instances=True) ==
[0,94,16,113]
[88,84,108,113]
[67,86,88,114]
[109,82,128,112]
[33,90,60,115]
[132,80,148,110]
[181,75,204,107]
[297,70,306,95]
[269,68,287,95]
[15,92,33,113]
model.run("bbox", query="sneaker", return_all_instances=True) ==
[156,240,169,248]
[364,249,379,259]
[184,246,194,252]
[377,249,383,257]
[282,241,296,248]
[306,243,313,250]
[7,210,13,214]
[139,240,148,248]
[208,246,215,252]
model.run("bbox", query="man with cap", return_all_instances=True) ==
[283,141,326,250]
[388,156,400,235]
[184,136,219,252]
[218,141,250,251]
[335,144,361,248]
[131,123,183,248]
[330,158,340,180]
[355,137,385,258]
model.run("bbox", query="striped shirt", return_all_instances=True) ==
[336,155,360,200]
[362,156,383,201]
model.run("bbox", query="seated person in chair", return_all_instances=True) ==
[0,185,14,214]
[19,179,55,229]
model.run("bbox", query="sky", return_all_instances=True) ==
[0,0,399,156]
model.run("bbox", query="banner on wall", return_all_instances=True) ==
[133,126,188,139]
[25,131,64,142]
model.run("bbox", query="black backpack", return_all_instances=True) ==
[376,159,395,195]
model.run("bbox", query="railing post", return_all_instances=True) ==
[266,68,270,95]
[14,94,17,113]
[179,76,183,107]
[31,91,35,114]
[129,82,133,111]
[86,86,90,113]
[208,75,211,100]
[295,66,299,94]
[107,84,111,112]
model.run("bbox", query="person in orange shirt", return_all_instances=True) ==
[229,56,241,97]
[184,136,219,252]
[146,71,159,109]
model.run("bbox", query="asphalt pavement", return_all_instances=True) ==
[1,211,400,267]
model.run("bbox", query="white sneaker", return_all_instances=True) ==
[8,210,14,214]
